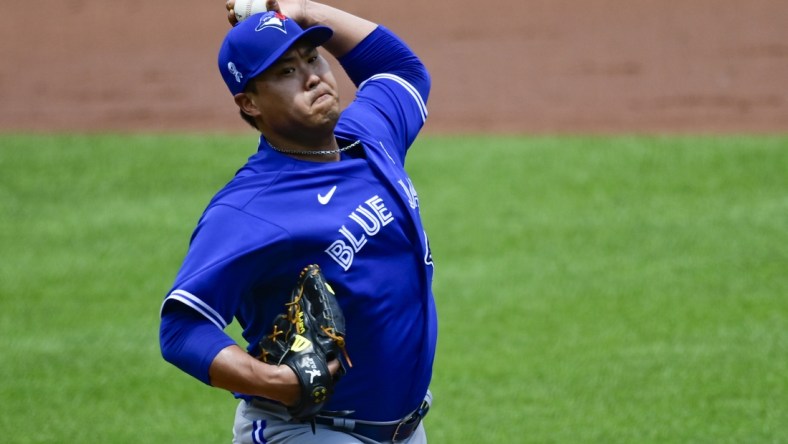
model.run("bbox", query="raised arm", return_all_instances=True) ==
[227,0,378,57]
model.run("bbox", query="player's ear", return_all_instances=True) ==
[234,92,262,120]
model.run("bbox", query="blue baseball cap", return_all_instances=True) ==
[218,11,333,95]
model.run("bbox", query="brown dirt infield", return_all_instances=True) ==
[1,0,786,134]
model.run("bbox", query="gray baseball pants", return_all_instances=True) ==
[232,398,428,444]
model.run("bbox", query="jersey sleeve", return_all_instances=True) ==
[337,26,431,161]
[159,204,292,382]
[159,303,237,385]
[161,204,292,324]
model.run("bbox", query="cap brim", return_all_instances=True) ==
[300,26,334,49]
[247,25,334,82]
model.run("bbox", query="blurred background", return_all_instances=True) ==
[1,1,786,443]
[1,0,787,133]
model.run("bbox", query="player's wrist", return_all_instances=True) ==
[293,1,327,29]
[263,363,301,406]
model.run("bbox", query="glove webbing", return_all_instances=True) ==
[286,279,353,367]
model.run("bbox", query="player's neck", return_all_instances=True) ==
[262,133,346,162]
[263,129,336,149]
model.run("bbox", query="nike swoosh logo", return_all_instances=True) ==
[317,185,337,205]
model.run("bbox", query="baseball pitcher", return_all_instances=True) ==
[159,1,437,442]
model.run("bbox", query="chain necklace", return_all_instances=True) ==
[265,138,362,156]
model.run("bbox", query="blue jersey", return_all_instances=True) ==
[160,26,436,422]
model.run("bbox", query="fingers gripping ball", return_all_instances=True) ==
[257,264,352,420]
[232,0,267,22]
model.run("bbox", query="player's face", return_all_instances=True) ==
[247,40,340,139]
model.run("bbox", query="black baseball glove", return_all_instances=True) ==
[257,264,351,420]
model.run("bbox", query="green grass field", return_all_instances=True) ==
[1,134,786,443]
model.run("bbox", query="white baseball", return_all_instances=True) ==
[234,0,268,23]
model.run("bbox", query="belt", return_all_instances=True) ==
[314,399,430,443]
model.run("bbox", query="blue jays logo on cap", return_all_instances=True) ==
[256,11,288,33]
